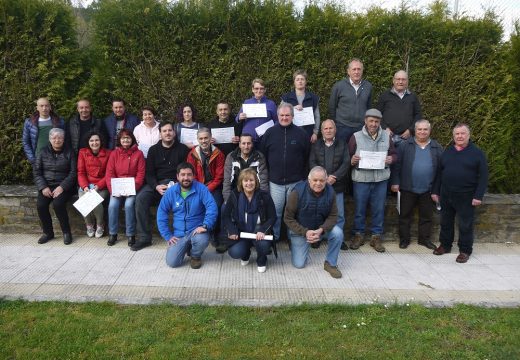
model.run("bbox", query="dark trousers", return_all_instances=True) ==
[228,238,271,266]
[336,124,362,144]
[135,184,162,243]
[439,190,475,254]
[36,186,73,235]
[399,190,434,244]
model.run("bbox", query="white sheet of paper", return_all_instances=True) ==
[396,190,401,215]
[359,150,387,170]
[111,177,136,196]
[212,127,235,144]
[243,103,267,118]
[240,232,274,241]
[292,106,315,127]
[255,120,274,137]
[73,190,104,217]
[180,128,199,146]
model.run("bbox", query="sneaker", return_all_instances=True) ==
[95,226,104,238]
[190,257,202,269]
[324,261,342,278]
[86,225,95,238]
[350,233,364,250]
[240,258,250,266]
[369,234,386,253]
[257,266,266,273]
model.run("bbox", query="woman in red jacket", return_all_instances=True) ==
[105,129,145,246]
[77,131,111,238]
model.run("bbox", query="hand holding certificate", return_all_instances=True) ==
[292,106,315,127]
[211,127,235,144]
[243,103,267,118]
[111,177,136,196]
[358,150,387,169]
[180,128,199,146]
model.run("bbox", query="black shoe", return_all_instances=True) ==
[63,233,73,245]
[418,240,436,250]
[127,236,136,247]
[340,241,349,251]
[399,240,409,249]
[38,233,54,244]
[130,240,152,251]
[107,234,117,246]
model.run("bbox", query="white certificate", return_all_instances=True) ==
[293,107,315,127]
[359,150,387,170]
[255,120,274,137]
[243,103,267,118]
[240,232,274,241]
[73,190,104,217]
[111,177,136,196]
[180,128,199,146]
[212,127,235,144]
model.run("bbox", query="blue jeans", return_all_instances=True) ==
[353,180,387,235]
[165,232,210,268]
[108,195,136,236]
[289,225,343,268]
[336,124,362,143]
[228,238,272,266]
[269,181,298,240]
[335,192,345,231]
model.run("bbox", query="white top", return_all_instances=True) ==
[133,121,160,158]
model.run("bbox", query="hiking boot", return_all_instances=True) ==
[370,234,386,253]
[324,261,342,278]
[350,233,364,250]
[190,257,202,269]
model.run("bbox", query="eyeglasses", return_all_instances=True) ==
[253,87,265,91]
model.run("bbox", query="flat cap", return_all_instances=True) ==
[365,108,383,119]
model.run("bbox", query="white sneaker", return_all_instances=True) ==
[257,266,266,273]
[86,225,95,238]
[240,258,250,266]
[95,226,104,238]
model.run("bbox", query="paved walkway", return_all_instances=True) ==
[1,233,519,307]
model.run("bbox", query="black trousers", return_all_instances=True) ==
[439,190,475,254]
[398,190,434,244]
[36,186,73,235]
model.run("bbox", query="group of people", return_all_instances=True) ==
[22,59,489,279]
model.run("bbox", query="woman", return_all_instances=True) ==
[222,168,276,273]
[105,129,145,246]
[281,70,320,143]
[175,103,200,149]
[133,105,160,158]
[236,78,278,144]
[33,128,76,245]
[77,131,111,238]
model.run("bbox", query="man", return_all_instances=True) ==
[22,97,64,164]
[222,133,269,203]
[104,98,139,149]
[377,70,422,147]
[328,58,373,142]
[390,120,443,249]
[261,103,309,241]
[133,122,189,251]
[348,108,397,252]
[208,101,242,156]
[309,119,350,249]
[432,124,488,263]
[157,162,218,268]
[284,166,344,278]
[67,99,106,156]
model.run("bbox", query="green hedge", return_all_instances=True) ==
[1,0,519,192]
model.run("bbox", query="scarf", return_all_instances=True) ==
[238,191,259,233]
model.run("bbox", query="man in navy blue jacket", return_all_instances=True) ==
[432,124,488,263]
[104,98,139,149]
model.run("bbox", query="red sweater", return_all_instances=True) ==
[77,147,112,190]
[105,144,145,194]
[187,145,225,192]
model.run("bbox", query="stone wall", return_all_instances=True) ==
[0,185,518,243]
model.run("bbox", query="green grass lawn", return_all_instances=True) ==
[1,300,518,359]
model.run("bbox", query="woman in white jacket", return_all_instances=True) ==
[133,105,160,158]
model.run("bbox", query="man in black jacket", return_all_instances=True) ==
[67,99,107,156]
[208,101,242,157]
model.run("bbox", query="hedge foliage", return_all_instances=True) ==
[1,0,519,192]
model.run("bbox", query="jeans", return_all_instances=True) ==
[269,181,298,240]
[228,238,272,266]
[108,195,136,236]
[37,186,73,235]
[165,232,210,268]
[135,185,162,243]
[335,192,345,231]
[79,188,109,227]
[336,124,362,143]
[353,180,388,235]
[289,225,343,268]
[398,190,434,243]
[439,190,475,254]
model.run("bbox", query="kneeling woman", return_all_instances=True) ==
[105,129,145,246]
[222,168,276,273]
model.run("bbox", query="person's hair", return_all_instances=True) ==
[277,102,294,117]
[308,166,327,179]
[239,133,254,142]
[415,119,431,130]
[394,70,408,79]
[321,119,336,130]
[453,123,470,133]
[293,69,307,81]
[237,168,260,193]
[159,121,174,132]
[197,127,211,137]
[86,130,105,148]
[49,127,65,140]
[176,162,194,175]
[347,58,364,69]
[141,105,157,117]
[216,100,230,108]
[116,128,136,147]
[251,78,265,87]
[176,103,198,123]
[112,98,126,106]
[77,98,90,107]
